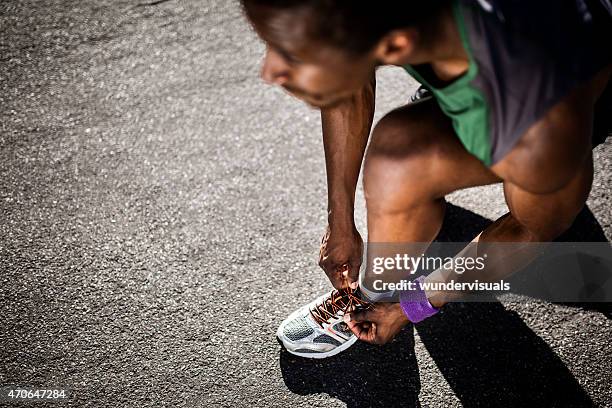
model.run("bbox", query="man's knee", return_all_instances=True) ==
[363,109,438,213]
[508,190,584,241]
[505,156,592,241]
[517,211,578,241]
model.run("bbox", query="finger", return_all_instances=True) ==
[319,259,337,277]
[345,318,361,336]
[335,265,352,289]
[331,274,348,289]
[321,266,346,289]
[345,264,360,289]
[340,263,350,278]
[335,279,349,290]
[349,257,362,273]
[341,265,359,289]
[320,258,343,276]
[345,270,358,289]
[319,259,351,289]
[329,272,348,289]
[369,322,378,344]
[344,309,373,324]
[346,320,368,340]
[355,323,377,344]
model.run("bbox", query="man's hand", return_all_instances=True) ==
[344,303,410,345]
[319,225,363,289]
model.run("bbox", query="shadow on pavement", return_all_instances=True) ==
[424,204,601,406]
[280,327,420,408]
[549,205,611,318]
[416,302,595,407]
[279,203,605,406]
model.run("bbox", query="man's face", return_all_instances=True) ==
[247,6,377,108]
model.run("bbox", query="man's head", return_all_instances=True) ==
[241,0,447,107]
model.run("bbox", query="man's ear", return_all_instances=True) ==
[373,29,418,65]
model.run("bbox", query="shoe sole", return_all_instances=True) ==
[277,327,358,359]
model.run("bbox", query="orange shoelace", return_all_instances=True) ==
[309,286,371,327]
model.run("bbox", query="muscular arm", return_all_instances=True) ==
[318,76,376,288]
[322,76,376,228]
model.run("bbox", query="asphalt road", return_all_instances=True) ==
[1,1,611,407]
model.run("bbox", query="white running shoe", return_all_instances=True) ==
[277,287,371,359]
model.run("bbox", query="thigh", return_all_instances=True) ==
[364,98,501,208]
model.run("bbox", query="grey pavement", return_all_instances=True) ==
[1,1,611,407]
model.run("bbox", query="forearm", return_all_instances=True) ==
[321,77,376,230]
[425,213,546,307]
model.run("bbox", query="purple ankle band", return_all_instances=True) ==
[400,276,439,323]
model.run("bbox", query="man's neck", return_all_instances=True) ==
[406,5,469,82]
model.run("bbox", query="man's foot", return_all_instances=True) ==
[277,287,371,359]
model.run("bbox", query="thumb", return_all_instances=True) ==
[342,264,359,290]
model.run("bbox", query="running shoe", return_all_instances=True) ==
[277,287,371,359]
[409,84,432,103]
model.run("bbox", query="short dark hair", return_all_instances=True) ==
[241,0,448,54]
